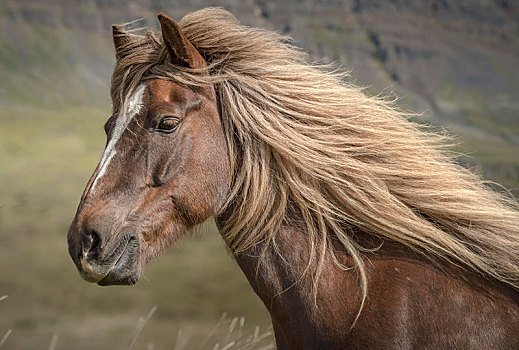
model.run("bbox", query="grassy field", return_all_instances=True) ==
[0,104,271,349]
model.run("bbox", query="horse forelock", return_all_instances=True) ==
[110,7,519,311]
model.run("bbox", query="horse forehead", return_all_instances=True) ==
[147,79,196,105]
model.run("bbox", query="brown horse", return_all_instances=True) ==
[67,8,519,349]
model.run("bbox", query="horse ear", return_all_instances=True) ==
[157,13,206,69]
[112,25,130,57]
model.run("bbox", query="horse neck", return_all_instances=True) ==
[214,213,362,324]
[232,225,311,304]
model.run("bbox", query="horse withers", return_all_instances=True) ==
[68,9,519,349]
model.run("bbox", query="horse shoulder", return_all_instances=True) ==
[234,226,519,349]
[346,250,519,349]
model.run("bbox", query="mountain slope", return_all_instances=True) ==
[1,0,518,187]
[0,1,518,348]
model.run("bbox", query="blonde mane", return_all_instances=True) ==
[111,8,519,310]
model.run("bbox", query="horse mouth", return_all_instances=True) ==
[97,236,141,286]
[79,235,142,286]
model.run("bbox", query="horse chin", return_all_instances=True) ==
[96,236,143,286]
[97,269,142,286]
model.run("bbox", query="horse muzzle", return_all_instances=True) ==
[68,227,142,286]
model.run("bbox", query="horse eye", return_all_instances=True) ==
[156,117,180,133]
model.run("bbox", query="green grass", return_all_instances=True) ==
[454,133,519,192]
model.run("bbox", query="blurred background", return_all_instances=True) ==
[0,0,518,348]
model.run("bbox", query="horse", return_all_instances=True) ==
[67,8,519,349]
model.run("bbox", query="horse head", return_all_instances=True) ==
[67,14,229,285]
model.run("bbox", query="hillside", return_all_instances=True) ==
[2,0,518,187]
[0,0,518,348]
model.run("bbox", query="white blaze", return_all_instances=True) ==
[90,84,146,192]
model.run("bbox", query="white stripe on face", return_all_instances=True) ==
[90,84,147,192]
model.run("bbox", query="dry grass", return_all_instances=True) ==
[128,308,275,350]
[0,296,273,350]
[0,296,10,348]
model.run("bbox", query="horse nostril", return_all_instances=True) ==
[82,229,101,255]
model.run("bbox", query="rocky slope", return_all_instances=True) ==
[1,0,518,187]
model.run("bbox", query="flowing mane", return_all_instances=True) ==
[111,7,519,308]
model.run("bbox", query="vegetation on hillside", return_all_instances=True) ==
[0,0,517,348]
